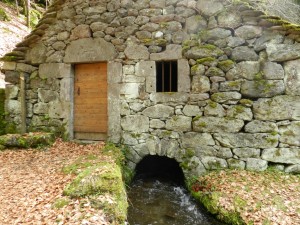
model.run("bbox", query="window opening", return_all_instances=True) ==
[156,61,178,92]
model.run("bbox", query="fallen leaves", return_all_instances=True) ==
[0,139,114,224]
[195,170,300,225]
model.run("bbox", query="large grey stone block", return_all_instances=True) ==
[253,95,300,120]
[193,117,244,133]
[246,158,268,171]
[166,115,192,132]
[181,132,215,148]
[235,25,262,40]
[284,59,300,96]
[38,89,59,103]
[125,44,149,60]
[178,59,190,93]
[196,0,224,17]
[245,120,278,133]
[39,63,72,79]
[121,115,149,133]
[214,133,279,148]
[233,148,261,159]
[280,122,300,146]
[201,157,228,170]
[142,104,174,118]
[211,92,241,103]
[262,148,300,164]
[263,62,284,80]
[150,93,189,103]
[241,80,285,98]
[266,43,300,62]
[108,62,122,84]
[231,46,259,62]
[150,44,182,60]
[64,38,117,63]
[226,105,253,121]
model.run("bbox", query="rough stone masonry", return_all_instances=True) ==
[1,0,300,178]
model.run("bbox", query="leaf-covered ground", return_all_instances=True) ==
[191,170,300,225]
[0,139,115,225]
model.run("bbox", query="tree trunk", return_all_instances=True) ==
[15,0,19,16]
[26,0,30,27]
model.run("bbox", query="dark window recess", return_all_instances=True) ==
[156,61,178,92]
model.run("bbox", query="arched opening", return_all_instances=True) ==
[134,155,185,185]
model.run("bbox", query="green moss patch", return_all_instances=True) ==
[62,143,129,224]
[0,89,5,135]
[0,132,55,149]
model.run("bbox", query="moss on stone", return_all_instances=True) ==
[192,115,202,122]
[208,100,218,108]
[239,99,253,106]
[1,55,17,61]
[63,144,129,224]
[211,92,226,102]
[141,38,167,46]
[228,81,240,88]
[187,178,246,225]
[0,89,6,135]
[197,122,207,128]
[0,132,55,149]
[196,57,216,65]
[218,60,235,72]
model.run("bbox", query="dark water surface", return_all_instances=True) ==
[127,178,224,225]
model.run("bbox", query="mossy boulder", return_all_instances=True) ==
[63,161,128,223]
[0,132,55,148]
[0,89,5,135]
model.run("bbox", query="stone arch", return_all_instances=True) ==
[134,155,185,185]
[125,141,207,180]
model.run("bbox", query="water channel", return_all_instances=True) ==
[127,156,224,225]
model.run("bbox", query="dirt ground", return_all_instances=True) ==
[0,139,112,225]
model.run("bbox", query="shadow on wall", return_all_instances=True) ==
[134,155,185,185]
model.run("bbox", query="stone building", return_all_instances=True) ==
[1,0,300,177]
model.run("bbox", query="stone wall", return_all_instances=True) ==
[1,0,300,177]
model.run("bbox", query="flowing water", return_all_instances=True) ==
[127,178,224,225]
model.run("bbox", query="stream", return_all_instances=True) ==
[127,177,224,225]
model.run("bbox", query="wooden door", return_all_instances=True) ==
[74,63,107,140]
